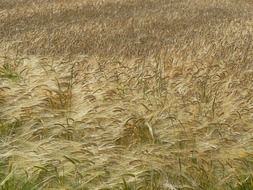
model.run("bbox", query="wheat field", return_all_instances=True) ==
[0,0,253,189]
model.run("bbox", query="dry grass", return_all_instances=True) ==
[1,0,253,189]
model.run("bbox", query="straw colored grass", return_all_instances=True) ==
[1,0,253,189]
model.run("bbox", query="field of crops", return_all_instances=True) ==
[1,0,253,189]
